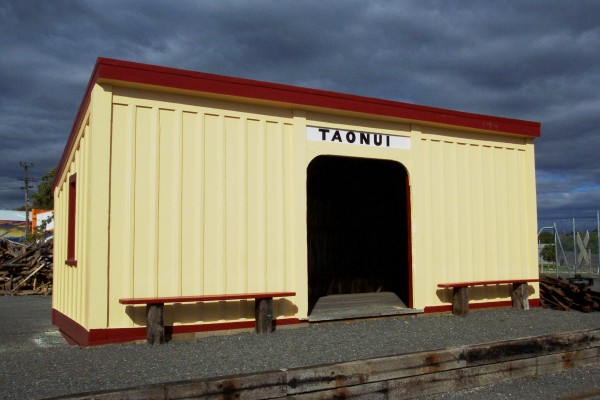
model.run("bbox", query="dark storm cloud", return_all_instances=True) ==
[0,0,599,226]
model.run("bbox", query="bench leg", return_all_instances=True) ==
[512,283,529,310]
[146,303,165,345]
[452,287,469,316]
[255,298,273,334]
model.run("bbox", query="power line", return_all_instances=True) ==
[18,162,39,235]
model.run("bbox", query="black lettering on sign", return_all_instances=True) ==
[308,126,407,149]
[360,132,370,145]
[319,128,329,141]
[346,131,356,143]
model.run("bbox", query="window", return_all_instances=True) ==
[66,174,77,267]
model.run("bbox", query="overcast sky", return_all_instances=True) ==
[1,0,599,230]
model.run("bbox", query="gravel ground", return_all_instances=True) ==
[1,296,600,400]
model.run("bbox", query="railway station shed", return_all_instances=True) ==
[52,58,541,346]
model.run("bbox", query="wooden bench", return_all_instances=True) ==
[119,292,296,344]
[437,279,540,316]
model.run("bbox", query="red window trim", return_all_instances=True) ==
[66,174,77,267]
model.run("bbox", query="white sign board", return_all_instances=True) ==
[307,126,410,149]
[36,211,54,231]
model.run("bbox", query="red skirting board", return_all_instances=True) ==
[52,308,301,347]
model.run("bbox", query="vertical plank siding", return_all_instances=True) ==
[107,89,296,328]
[53,81,538,333]
[52,115,90,327]
[108,104,135,327]
[417,129,536,306]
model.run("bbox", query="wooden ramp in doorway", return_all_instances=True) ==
[309,292,423,322]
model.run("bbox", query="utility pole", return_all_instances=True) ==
[18,162,37,236]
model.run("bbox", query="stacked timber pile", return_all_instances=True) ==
[540,276,600,312]
[0,238,53,295]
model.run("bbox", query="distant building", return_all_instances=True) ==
[32,209,54,232]
[0,210,28,241]
[0,209,53,241]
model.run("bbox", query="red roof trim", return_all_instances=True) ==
[95,57,540,136]
[51,61,101,190]
[53,57,541,189]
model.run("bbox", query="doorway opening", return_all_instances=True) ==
[307,155,412,316]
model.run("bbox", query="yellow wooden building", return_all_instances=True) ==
[52,58,541,345]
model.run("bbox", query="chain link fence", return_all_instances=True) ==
[538,212,600,290]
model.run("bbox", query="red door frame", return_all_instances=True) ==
[306,156,414,309]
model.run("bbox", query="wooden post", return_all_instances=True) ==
[512,282,529,310]
[452,287,469,316]
[255,298,273,334]
[146,303,165,345]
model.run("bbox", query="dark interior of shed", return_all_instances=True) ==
[307,155,410,314]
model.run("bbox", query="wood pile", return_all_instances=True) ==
[0,237,53,295]
[540,276,600,312]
